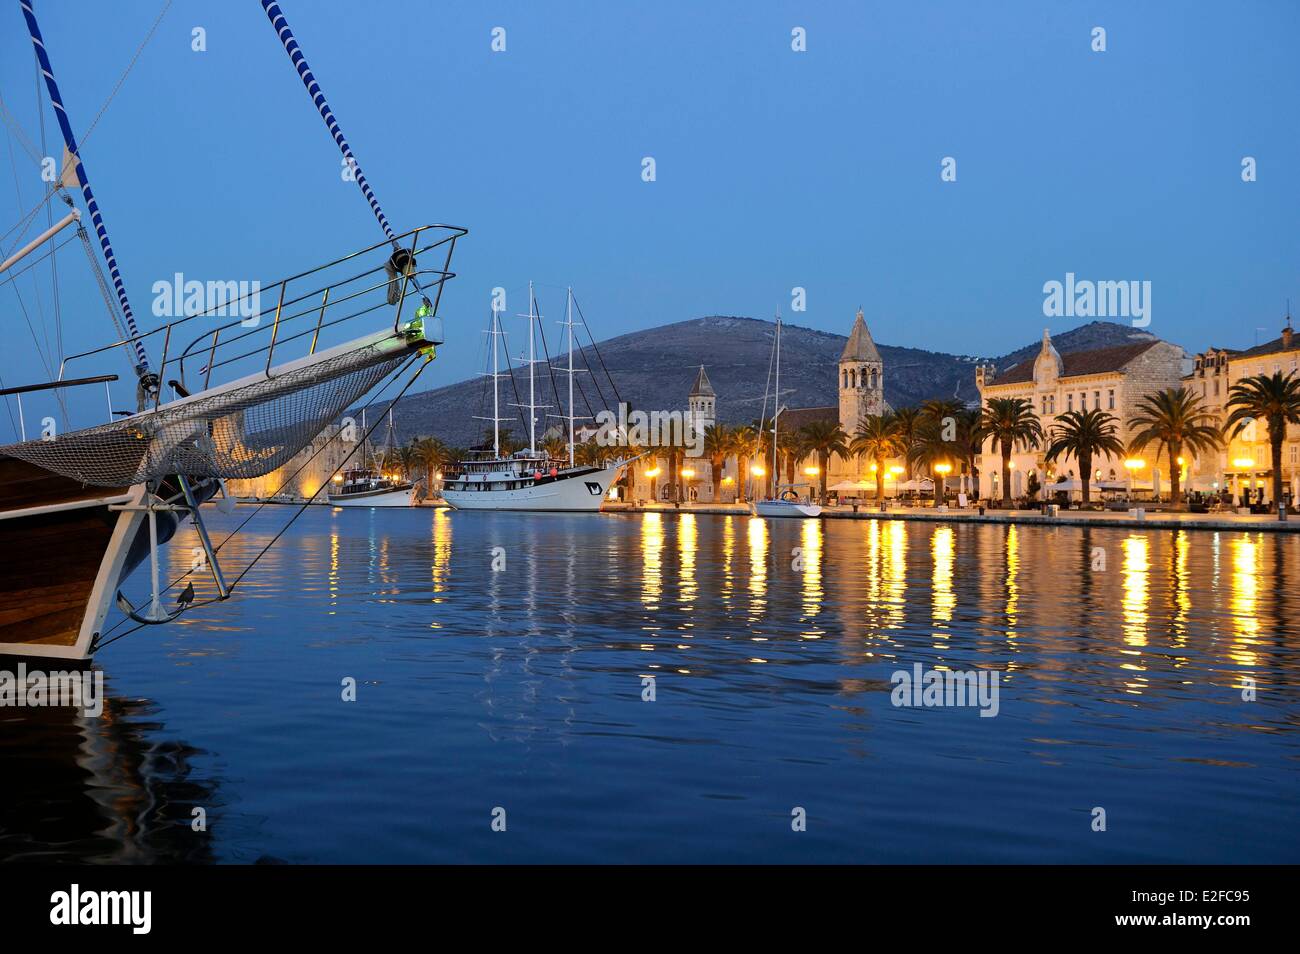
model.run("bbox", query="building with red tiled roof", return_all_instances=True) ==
[974,328,1187,501]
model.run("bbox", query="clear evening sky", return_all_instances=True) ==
[2,0,1298,420]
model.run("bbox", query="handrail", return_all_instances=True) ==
[59,223,466,378]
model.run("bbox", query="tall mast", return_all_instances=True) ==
[19,0,150,377]
[528,282,537,453]
[566,287,575,467]
[772,311,781,485]
[472,307,507,456]
[492,308,501,457]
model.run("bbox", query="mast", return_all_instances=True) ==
[566,287,575,467]
[472,307,507,458]
[492,308,501,457]
[19,0,150,377]
[528,282,537,453]
[771,311,781,489]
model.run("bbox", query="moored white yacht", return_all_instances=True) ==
[441,284,628,513]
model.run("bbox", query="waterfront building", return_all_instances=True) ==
[1183,316,1300,503]
[974,330,1187,500]
[225,424,352,501]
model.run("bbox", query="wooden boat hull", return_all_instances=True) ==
[0,457,201,661]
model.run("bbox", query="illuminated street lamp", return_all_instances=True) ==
[1124,458,1144,497]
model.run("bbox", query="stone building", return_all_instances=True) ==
[974,330,1187,500]
[225,424,352,501]
[1183,317,1300,503]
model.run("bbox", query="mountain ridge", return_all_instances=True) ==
[376,317,1177,448]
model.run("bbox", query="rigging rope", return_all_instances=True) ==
[260,0,396,244]
[93,354,430,651]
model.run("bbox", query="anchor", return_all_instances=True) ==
[111,476,229,626]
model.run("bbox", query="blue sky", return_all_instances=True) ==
[3,0,1299,432]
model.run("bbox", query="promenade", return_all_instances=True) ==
[601,501,1300,532]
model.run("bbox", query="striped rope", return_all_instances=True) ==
[19,0,150,372]
[261,0,396,243]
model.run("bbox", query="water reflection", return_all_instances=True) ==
[0,687,219,864]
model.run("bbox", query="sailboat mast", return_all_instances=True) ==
[772,312,781,483]
[566,287,575,467]
[492,308,501,458]
[528,282,537,454]
[19,0,150,377]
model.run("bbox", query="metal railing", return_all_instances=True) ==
[58,223,465,409]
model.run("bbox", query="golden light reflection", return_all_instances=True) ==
[678,513,698,612]
[1122,535,1149,648]
[1229,535,1260,668]
[883,519,906,629]
[1171,530,1190,644]
[328,526,340,613]
[720,515,736,607]
[747,516,768,620]
[429,507,452,602]
[1004,525,1019,640]
[931,526,955,638]
[799,519,824,633]
[641,512,663,610]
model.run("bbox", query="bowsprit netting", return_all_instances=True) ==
[0,341,410,487]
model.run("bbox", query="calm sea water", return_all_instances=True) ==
[3,508,1298,864]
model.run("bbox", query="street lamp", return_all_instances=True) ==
[1124,458,1144,498]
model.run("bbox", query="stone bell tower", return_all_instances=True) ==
[688,365,716,430]
[838,308,884,433]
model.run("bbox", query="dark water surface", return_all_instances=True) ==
[3,508,1297,863]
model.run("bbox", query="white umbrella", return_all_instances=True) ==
[830,479,873,492]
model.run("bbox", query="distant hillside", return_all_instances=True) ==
[371,317,1175,449]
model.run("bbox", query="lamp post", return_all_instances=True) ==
[1232,457,1254,508]
[1124,458,1144,499]
[933,462,952,505]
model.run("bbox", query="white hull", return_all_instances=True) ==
[754,499,822,518]
[328,487,414,508]
[443,463,621,512]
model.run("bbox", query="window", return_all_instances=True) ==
[1107,389,1115,410]
[1214,379,1220,397]
[1094,390,1100,409]
[1067,394,1073,412]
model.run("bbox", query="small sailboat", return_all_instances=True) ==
[441,285,627,512]
[753,312,822,519]
[327,410,414,507]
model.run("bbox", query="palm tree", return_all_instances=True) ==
[798,419,849,504]
[893,406,922,479]
[920,398,964,430]
[540,434,568,463]
[1225,371,1300,506]
[730,424,759,503]
[1127,387,1224,508]
[955,407,984,495]
[850,412,904,504]
[702,423,732,502]
[779,427,807,488]
[906,419,962,504]
[410,436,449,491]
[1044,409,1124,507]
[977,397,1043,508]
